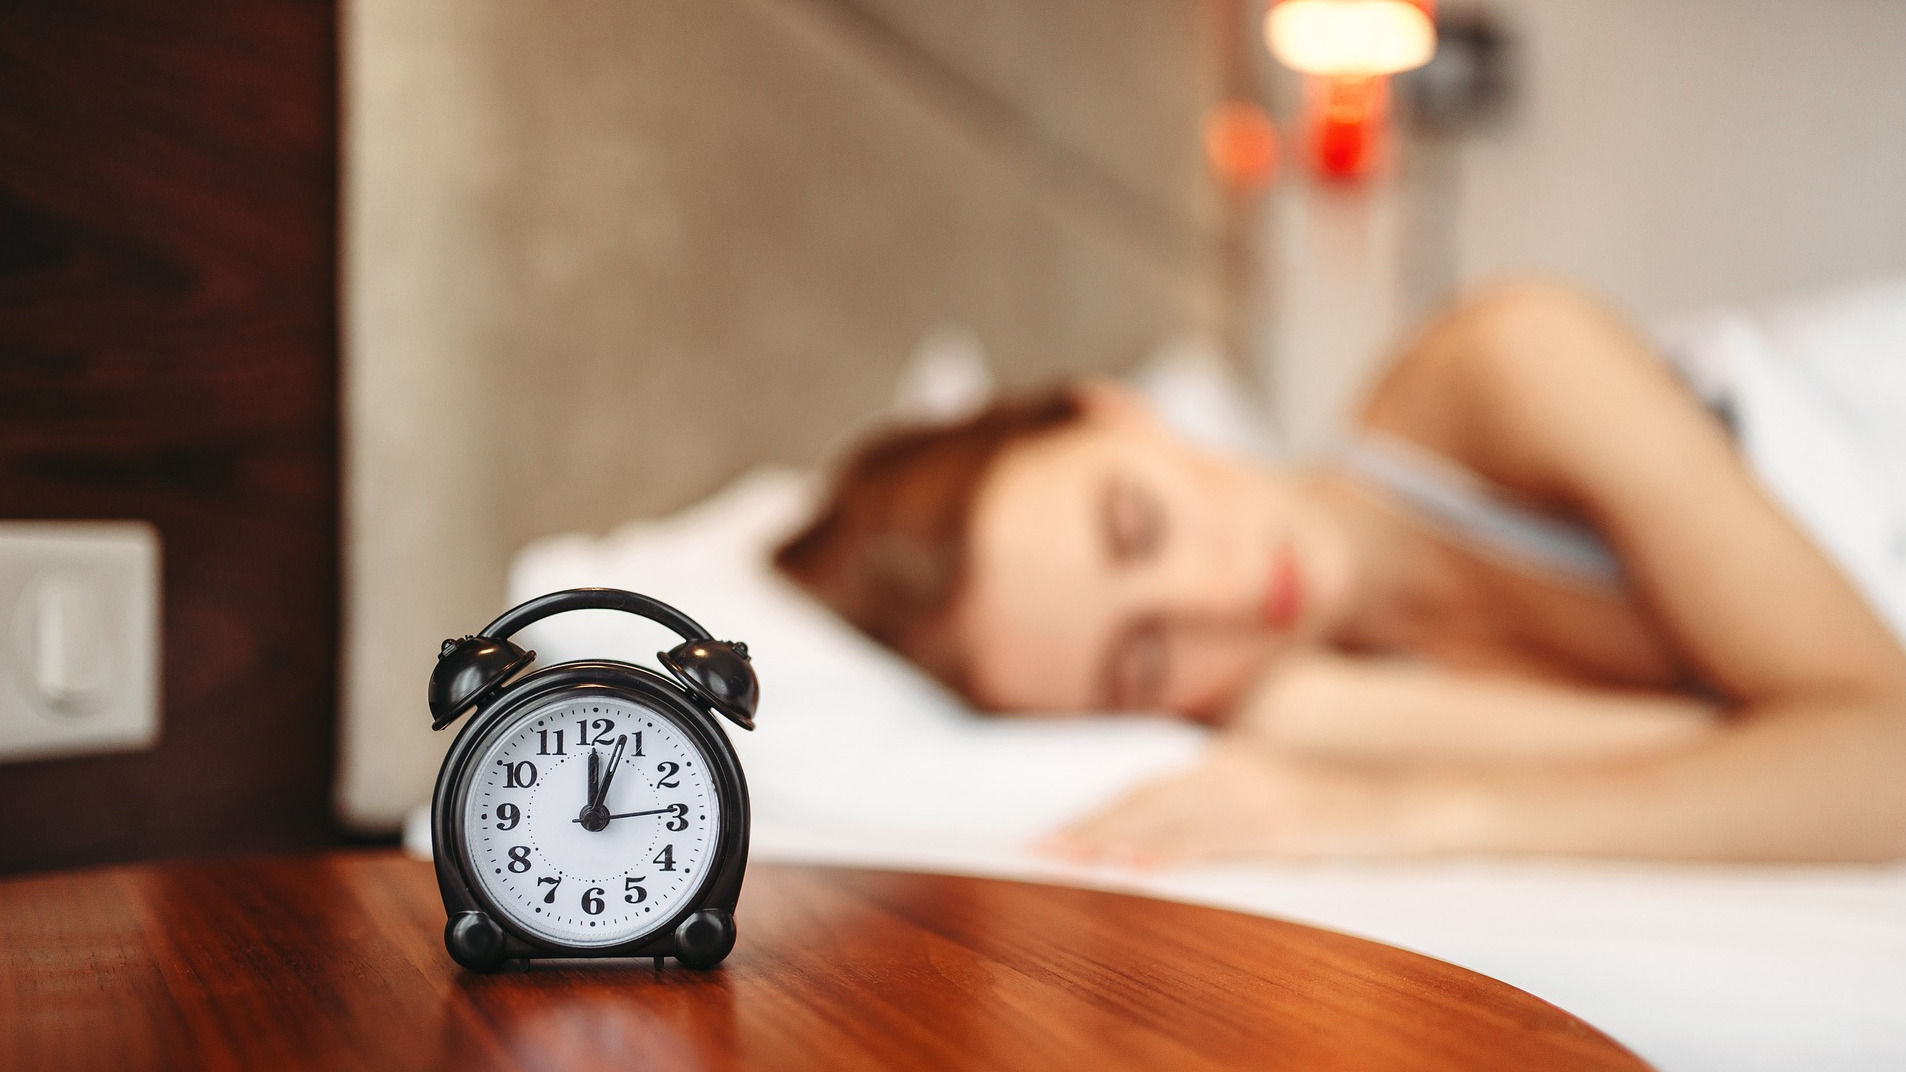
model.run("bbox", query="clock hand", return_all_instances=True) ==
[590,733,629,810]
[578,745,613,832]
[570,805,677,823]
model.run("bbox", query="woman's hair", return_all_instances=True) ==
[773,389,1084,700]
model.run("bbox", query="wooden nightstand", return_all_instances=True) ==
[0,851,1647,1070]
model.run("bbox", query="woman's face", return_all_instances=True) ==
[951,384,1354,718]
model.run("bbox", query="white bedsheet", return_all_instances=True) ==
[467,466,1906,1072]
[453,289,1906,1071]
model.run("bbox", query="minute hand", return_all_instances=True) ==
[571,806,676,823]
[590,733,629,810]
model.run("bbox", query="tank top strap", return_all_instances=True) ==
[1338,433,1623,585]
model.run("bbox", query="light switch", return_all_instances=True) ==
[0,522,161,762]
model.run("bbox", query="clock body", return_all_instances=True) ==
[431,661,750,970]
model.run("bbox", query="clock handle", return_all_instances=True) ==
[439,586,759,731]
[480,587,712,644]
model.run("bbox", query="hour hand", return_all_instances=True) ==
[578,747,609,831]
[591,734,630,809]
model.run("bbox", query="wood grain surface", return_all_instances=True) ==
[0,850,1650,1070]
[0,1,340,871]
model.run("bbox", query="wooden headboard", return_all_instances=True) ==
[0,1,340,872]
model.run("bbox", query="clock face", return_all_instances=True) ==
[459,691,723,947]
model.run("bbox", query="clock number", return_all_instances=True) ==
[665,802,688,831]
[623,875,648,904]
[495,803,521,831]
[655,761,681,789]
[581,887,605,915]
[507,845,532,873]
[575,718,616,746]
[537,874,562,903]
[537,729,565,756]
[497,760,537,789]
[653,844,676,872]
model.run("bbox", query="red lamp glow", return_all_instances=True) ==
[1265,0,1436,179]
[1308,76,1388,179]
[1203,100,1280,192]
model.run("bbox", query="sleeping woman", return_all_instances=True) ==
[773,282,1906,866]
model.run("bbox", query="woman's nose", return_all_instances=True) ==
[1153,542,1261,625]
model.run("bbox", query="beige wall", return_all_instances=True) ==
[340,0,1230,828]
[1260,0,1906,450]
[1453,0,1906,316]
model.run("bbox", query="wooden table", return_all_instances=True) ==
[1,851,1648,1070]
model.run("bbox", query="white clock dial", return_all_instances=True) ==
[461,692,722,947]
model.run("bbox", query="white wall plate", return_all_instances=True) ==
[0,521,161,763]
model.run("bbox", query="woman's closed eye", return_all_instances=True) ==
[1103,475,1165,564]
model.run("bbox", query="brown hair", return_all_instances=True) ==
[773,390,1084,700]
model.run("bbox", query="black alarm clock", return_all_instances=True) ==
[425,587,757,972]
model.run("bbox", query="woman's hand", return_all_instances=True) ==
[1039,742,1459,868]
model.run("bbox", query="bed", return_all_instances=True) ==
[409,281,1906,1071]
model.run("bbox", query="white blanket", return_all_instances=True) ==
[476,286,1906,1072]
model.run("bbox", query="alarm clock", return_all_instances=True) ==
[425,587,757,972]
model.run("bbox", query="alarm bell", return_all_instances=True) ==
[659,639,758,730]
[428,635,535,730]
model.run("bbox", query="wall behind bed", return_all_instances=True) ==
[341,1,1234,828]
[1265,0,1906,448]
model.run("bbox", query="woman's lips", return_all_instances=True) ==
[1261,546,1304,632]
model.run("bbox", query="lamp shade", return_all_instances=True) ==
[1266,0,1436,77]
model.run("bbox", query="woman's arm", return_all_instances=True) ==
[1233,652,1722,766]
[1424,695,1906,861]
[1049,702,1906,865]
[1355,282,1906,860]
[1231,654,1906,862]
[1053,658,1730,866]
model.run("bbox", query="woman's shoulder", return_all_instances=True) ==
[1355,280,1699,504]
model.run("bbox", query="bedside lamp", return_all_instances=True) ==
[1265,0,1437,178]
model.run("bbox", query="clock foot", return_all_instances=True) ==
[673,908,735,969]
[445,911,507,972]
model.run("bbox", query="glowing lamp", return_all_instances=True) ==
[1265,0,1436,180]
[1310,76,1387,178]
[1266,0,1435,77]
